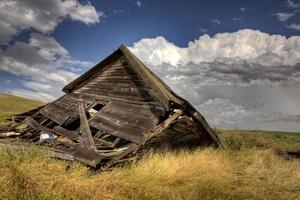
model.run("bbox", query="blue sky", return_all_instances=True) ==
[56,0,300,61]
[0,0,300,131]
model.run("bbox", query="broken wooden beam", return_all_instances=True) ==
[73,103,103,167]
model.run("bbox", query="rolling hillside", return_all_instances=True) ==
[0,92,44,124]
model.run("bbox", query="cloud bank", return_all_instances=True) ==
[0,33,91,101]
[131,29,300,86]
[130,29,300,131]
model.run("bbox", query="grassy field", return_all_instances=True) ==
[0,93,299,200]
[0,93,44,125]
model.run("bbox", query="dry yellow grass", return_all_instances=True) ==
[0,146,299,200]
[0,93,299,199]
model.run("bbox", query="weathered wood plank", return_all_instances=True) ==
[53,126,79,141]
[112,138,121,147]
[71,92,163,107]
[40,107,68,125]
[63,51,123,93]
[145,110,183,142]
[96,102,159,129]
[101,101,164,118]
[78,103,97,152]
[104,143,139,168]
[73,104,103,167]
[25,117,80,141]
[25,117,53,134]
[89,115,146,144]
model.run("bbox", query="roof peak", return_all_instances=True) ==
[63,44,183,108]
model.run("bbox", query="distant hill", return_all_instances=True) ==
[0,92,44,124]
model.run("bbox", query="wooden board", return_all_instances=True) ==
[89,115,146,144]
[73,55,162,105]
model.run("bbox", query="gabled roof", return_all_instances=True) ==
[63,44,220,144]
[63,44,184,109]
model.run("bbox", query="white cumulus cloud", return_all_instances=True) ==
[131,29,300,66]
[0,0,103,44]
[130,29,300,131]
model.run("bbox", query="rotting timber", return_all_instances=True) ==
[0,44,220,169]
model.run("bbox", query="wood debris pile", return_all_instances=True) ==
[0,45,220,169]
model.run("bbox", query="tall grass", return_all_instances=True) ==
[0,144,299,200]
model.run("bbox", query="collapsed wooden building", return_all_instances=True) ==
[0,45,220,168]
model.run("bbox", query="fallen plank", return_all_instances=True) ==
[53,126,79,141]
[78,103,97,152]
[103,143,139,169]
[73,104,103,167]
[0,131,22,138]
[145,110,183,142]
[25,117,79,141]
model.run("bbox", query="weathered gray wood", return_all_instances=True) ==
[73,103,104,167]
[94,138,113,147]
[0,131,22,138]
[40,106,68,125]
[104,143,139,168]
[112,138,121,148]
[56,137,76,148]
[94,131,104,138]
[3,44,221,169]
[25,117,80,142]
[90,115,146,144]
[95,102,159,130]
[53,126,79,141]
[25,117,54,134]
[186,108,221,147]
[145,110,183,142]
[63,51,123,93]
[101,101,164,118]
[78,103,97,152]
[70,92,162,107]
[120,45,184,109]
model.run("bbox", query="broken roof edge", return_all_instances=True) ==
[62,47,123,93]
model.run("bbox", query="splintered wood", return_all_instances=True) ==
[0,45,220,169]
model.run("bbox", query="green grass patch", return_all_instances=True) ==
[0,92,44,125]
[216,129,300,152]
